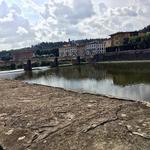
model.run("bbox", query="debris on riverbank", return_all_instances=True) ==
[0,79,150,150]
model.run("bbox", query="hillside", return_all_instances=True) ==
[140,24,150,33]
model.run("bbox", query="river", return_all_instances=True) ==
[0,62,150,102]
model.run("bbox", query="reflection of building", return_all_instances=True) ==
[12,50,33,61]
[59,45,77,57]
[85,41,106,56]
[110,31,139,47]
[77,44,86,57]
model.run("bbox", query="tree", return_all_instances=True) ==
[127,33,150,49]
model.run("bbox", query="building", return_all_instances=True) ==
[85,41,106,56]
[59,45,77,58]
[139,32,147,37]
[103,38,112,48]
[0,60,5,67]
[110,31,139,47]
[12,50,34,61]
[76,44,86,57]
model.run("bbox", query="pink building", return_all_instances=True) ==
[12,50,33,61]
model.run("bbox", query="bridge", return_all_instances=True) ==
[0,55,95,71]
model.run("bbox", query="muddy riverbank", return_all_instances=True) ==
[0,79,150,150]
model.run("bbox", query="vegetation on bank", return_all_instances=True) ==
[140,24,150,32]
[106,32,150,53]
[125,32,150,49]
[35,48,59,56]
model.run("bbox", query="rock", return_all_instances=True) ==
[5,129,14,135]
[43,140,47,143]
[121,114,127,117]
[0,113,7,117]
[137,128,142,132]
[126,125,132,131]
[18,136,26,141]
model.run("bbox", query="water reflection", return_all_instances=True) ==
[1,63,150,101]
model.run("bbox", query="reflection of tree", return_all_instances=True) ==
[105,62,150,86]
[51,65,108,81]
[112,71,150,86]
[15,65,108,81]
[15,71,33,80]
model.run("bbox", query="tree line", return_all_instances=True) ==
[124,32,150,49]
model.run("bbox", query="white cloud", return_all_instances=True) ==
[0,0,150,50]
[0,0,9,18]
[0,11,14,22]
[16,26,29,35]
[99,3,107,15]
[0,0,36,50]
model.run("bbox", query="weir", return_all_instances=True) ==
[24,60,32,71]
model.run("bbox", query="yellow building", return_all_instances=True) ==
[139,32,147,37]
[110,31,139,47]
[104,38,112,48]
[59,45,77,58]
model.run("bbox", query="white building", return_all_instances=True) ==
[59,45,77,57]
[85,41,106,56]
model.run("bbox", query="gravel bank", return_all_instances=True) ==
[0,79,150,150]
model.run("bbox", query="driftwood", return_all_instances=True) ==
[83,106,122,133]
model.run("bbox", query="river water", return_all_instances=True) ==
[0,62,150,102]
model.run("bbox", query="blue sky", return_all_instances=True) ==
[0,0,150,50]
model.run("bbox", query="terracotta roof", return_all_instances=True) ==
[110,31,138,36]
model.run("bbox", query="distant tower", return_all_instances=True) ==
[68,38,71,43]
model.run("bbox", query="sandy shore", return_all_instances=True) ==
[0,79,150,150]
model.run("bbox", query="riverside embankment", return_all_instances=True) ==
[0,79,150,150]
